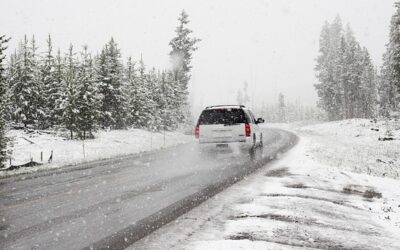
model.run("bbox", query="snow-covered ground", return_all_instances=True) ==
[132,119,400,249]
[298,119,400,179]
[1,129,192,177]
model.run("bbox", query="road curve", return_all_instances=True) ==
[0,128,297,250]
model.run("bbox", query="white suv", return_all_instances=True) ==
[195,105,264,156]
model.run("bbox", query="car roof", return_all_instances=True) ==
[205,105,247,110]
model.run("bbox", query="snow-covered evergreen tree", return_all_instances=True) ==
[315,16,378,120]
[125,57,137,126]
[169,10,200,125]
[158,70,174,130]
[39,34,64,128]
[37,35,55,128]
[13,35,40,126]
[147,67,163,130]
[360,48,377,118]
[96,38,127,129]
[29,36,46,128]
[5,51,18,122]
[134,57,156,128]
[1,33,194,137]
[379,58,395,117]
[380,2,400,116]
[153,69,183,131]
[75,45,98,139]
[52,49,66,126]
[315,17,344,121]
[343,27,363,118]
[125,56,162,129]
[0,35,10,168]
[62,44,78,139]
[337,35,348,118]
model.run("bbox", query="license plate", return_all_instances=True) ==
[213,131,231,137]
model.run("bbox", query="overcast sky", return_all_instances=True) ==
[1,0,397,114]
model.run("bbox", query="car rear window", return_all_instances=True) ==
[198,108,247,125]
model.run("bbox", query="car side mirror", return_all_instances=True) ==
[256,118,265,124]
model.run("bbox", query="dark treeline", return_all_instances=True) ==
[315,5,400,121]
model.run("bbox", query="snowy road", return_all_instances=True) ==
[131,123,400,250]
[0,128,296,250]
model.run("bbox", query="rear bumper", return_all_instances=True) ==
[198,139,253,153]
[198,135,248,144]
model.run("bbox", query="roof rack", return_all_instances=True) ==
[205,105,246,109]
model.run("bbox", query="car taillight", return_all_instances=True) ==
[195,124,200,138]
[245,122,251,137]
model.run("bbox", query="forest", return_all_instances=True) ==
[315,8,400,121]
[0,11,199,167]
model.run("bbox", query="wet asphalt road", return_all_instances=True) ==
[0,128,296,250]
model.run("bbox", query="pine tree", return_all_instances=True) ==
[29,36,46,128]
[40,34,60,128]
[148,68,164,131]
[159,70,181,130]
[134,58,156,128]
[158,70,173,130]
[75,45,98,139]
[359,48,377,118]
[169,10,200,125]
[338,35,348,118]
[107,38,127,128]
[125,57,137,126]
[124,57,157,129]
[344,27,364,118]
[315,16,378,120]
[5,50,18,122]
[96,38,127,129]
[95,47,110,128]
[380,60,394,117]
[62,44,78,139]
[0,35,10,168]
[52,49,65,126]
[13,35,39,126]
[315,18,344,120]
[380,1,400,116]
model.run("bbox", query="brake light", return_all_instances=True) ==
[195,124,200,138]
[245,122,251,137]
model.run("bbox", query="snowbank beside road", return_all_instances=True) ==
[298,119,400,179]
[1,129,192,177]
[263,119,400,179]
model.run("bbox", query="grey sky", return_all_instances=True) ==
[1,0,397,114]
